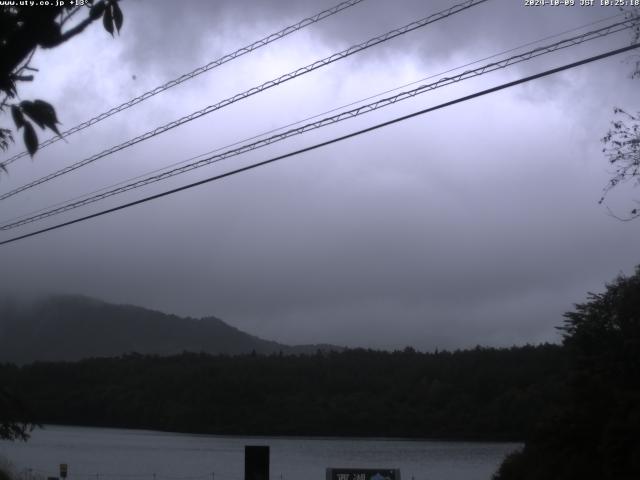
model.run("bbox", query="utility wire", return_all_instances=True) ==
[3,10,624,227]
[1,42,638,247]
[0,0,490,202]
[0,0,367,169]
[1,18,636,231]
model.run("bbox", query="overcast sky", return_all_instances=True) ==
[0,0,639,351]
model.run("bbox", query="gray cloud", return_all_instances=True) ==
[0,0,639,351]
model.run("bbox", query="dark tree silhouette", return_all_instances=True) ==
[0,0,123,163]
[0,385,35,441]
[494,266,640,480]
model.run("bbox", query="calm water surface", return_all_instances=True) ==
[0,426,519,480]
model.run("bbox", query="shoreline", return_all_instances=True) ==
[27,423,525,444]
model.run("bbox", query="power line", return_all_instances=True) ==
[2,17,634,229]
[1,17,636,231]
[0,0,490,202]
[4,10,623,227]
[1,42,637,248]
[0,0,367,170]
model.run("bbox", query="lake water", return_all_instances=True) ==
[0,426,519,480]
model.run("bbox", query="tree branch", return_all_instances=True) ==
[54,2,106,46]
[10,74,33,82]
[60,6,83,28]
[605,205,640,222]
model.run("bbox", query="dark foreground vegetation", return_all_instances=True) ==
[0,344,567,440]
[494,266,640,480]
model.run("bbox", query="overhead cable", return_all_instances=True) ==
[1,42,638,247]
[6,8,621,227]
[0,0,367,169]
[1,17,636,231]
[0,0,490,202]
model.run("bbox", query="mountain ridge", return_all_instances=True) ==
[0,294,342,364]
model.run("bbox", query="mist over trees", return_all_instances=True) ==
[0,295,340,364]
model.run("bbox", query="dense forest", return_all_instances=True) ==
[0,344,567,441]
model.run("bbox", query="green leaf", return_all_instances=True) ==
[89,1,105,20]
[11,105,25,130]
[20,101,45,129]
[32,100,61,136]
[112,1,123,33]
[103,5,114,36]
[19,100,62,137]
[23,122,38,157]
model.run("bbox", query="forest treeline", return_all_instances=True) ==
[0,344,567,440]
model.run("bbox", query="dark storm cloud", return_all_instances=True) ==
[120,0,619,76]
[1,0,639,350]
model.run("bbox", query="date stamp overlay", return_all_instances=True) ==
[524,0,640,6]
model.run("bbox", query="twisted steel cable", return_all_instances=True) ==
[2,17,636,232]
[0,0,367,169]
[0,0,490,202]
[1,42,638,247]
[0,11,627,228]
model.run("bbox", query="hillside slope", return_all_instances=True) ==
[0,295,338,363]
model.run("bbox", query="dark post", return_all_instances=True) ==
[245,445,269,480]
